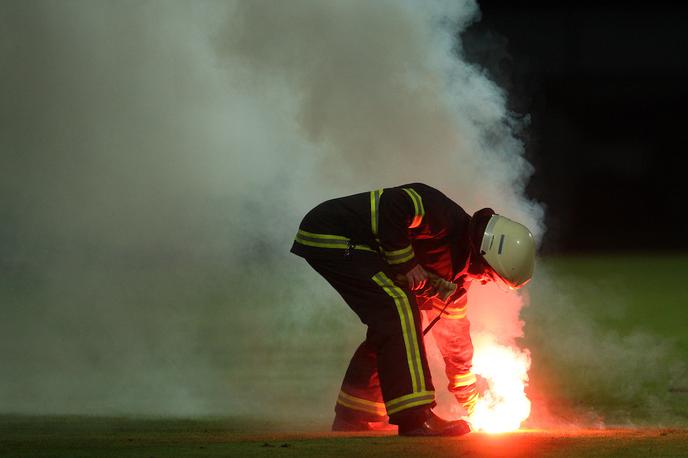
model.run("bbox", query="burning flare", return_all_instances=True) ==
[469,336,531,433]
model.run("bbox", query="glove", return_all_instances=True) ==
[405,264,429,291]
[425,273,466,304]
[430,276,457,303]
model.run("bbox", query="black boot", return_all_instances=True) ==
[398,410,471,436]
[331,412,396,432]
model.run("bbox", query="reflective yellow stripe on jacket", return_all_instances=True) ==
[294,229,375,252]
[371,188,421,265]
[370,188,384,239]
[402,188,425,228]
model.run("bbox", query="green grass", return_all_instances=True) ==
[523,255,688,426]
[539,255,688,351]
[1,416,687,457]
[1,255,687,456]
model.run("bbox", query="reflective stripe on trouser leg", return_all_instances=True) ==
[451,372,477,388]
[372,272,434,415]
[336,390,387,417]
[335,340,386,421]
[385,390,435,415]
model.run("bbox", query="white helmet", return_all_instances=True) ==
[479,215,535,289]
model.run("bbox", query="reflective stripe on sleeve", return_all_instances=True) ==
[372,272,425,393]
[382,244,415,265]
[402,188,425,229]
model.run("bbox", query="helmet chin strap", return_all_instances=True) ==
[469,208,495,252]
[452,208,500,284]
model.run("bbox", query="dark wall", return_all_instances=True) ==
[464,2,688,253]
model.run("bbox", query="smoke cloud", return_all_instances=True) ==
[5,0,678,429]
[524,265,688,427]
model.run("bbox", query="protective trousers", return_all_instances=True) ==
[306,251,435,426]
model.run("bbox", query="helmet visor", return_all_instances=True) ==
[475,253,528,291]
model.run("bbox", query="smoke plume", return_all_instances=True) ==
[7,0,678,429]
[523,264,688,427]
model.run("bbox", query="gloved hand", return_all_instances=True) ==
[429,275,457,303]
[423,273,465,304]
[405,264,429,291]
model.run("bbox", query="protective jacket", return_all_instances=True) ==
[292,183,474,278]
[291,183,480,420]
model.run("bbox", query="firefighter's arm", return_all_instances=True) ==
[378,188,427,289]
[430,297,479,414]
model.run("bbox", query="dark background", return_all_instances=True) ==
[463,1,688,253]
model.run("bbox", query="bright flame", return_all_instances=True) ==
[424,283,533,433]
[469,337,531,433]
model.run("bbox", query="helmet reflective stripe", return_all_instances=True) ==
[479,215,535,289]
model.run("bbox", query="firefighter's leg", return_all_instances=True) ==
[430,306,479,414]
[334,339,388,425]
[304,256,435,428]
[368,271,435,426]
[305,256,389,424]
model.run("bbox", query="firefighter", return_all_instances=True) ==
[291,183,535,436]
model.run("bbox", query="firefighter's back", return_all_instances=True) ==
[291,191,377,260]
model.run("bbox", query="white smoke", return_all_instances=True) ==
[0,0,542,422]
[523,266,688,427]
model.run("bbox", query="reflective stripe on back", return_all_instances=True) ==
[370,188,384,239]
[402,188,425,228]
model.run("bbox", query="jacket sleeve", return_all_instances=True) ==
[429,294,478,413]
[377,187,424,273]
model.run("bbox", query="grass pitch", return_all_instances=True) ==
[2,255,687,456]
[1,416,687,457]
